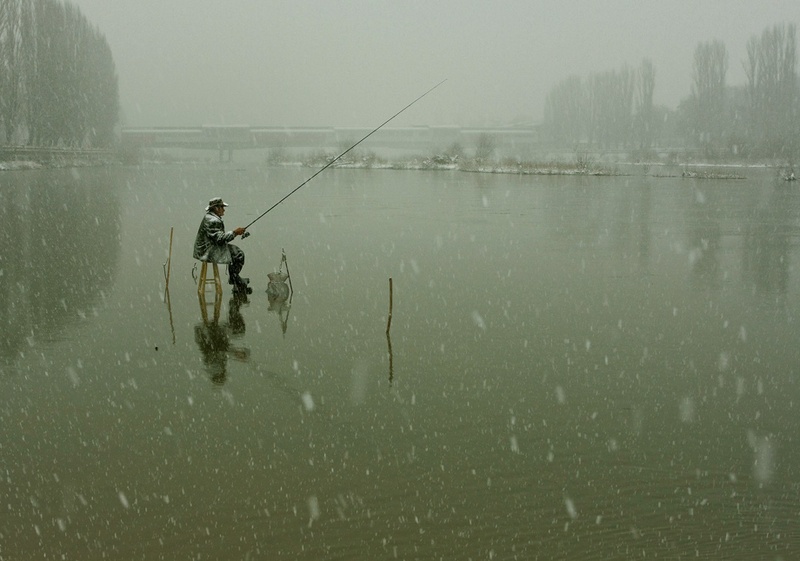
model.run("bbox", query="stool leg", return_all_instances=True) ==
[212,263,223,296]
[197,262,208,296]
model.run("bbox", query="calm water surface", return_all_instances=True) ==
[1,163,799,560]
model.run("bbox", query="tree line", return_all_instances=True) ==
[543,23,798,162]
[0,0,118,148]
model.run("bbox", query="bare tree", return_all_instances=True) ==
[1,0,118,148]
[0,0,28,143]
[587,66,634,149]
[691,39,728,156]
[634,58,657,154]
[84,31,119,147]
[474,132,496,163]
[543,61,662,153]
[743,23,798,158]
[543,75,585,147]
[614,64,635,148]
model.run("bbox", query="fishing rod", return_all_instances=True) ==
[241,79,446,237]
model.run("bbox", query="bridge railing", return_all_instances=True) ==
[120,125,543,154]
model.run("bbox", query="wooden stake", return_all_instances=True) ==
[164,227,174,295]
[163,226,176,344]
[387,330,394,385]
[386,277,394,384]
[386,277,393,334]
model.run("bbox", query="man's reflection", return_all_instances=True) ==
[195,292,250,385]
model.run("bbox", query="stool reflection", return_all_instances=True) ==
[195,291,250,386]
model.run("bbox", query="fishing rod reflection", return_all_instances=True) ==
[194,291,250,386]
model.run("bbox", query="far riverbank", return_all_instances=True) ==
[2,144,795,182]
[0,146,115,171]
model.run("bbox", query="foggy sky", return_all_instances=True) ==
[70,0,800,129]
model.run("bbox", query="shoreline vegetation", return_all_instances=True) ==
[2,146,792,181]
[186,147,762,180]
[0,146,117,172]
[0,156,118,172]
[295,152,753,180]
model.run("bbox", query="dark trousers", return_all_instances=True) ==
[228,244,245,282]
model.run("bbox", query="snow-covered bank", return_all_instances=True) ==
[0,160,43,171]
[280,153,624,176]
[0,157,118,172]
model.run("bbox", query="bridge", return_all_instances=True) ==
[120,125,542,162]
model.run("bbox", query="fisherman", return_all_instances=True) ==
[193,197,251,293]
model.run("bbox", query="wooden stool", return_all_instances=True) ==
[197,261,223,296]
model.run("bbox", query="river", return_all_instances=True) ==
[1,162,799,559]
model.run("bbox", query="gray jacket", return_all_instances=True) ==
[193,212,235,263]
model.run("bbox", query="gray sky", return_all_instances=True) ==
[70,0,800,128]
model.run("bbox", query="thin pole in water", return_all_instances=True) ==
[386,277,394,384]
[163,226,176,345]
[164,226,174,296]
[386,277,393,335]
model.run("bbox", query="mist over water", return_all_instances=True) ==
[64,1,800,129]
[1,163,799,558]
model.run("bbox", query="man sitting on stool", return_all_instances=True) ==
[193,197,251,293]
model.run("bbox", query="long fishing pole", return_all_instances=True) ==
[242,79,446,235]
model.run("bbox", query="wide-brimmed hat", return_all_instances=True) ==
[205,197,228,211]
